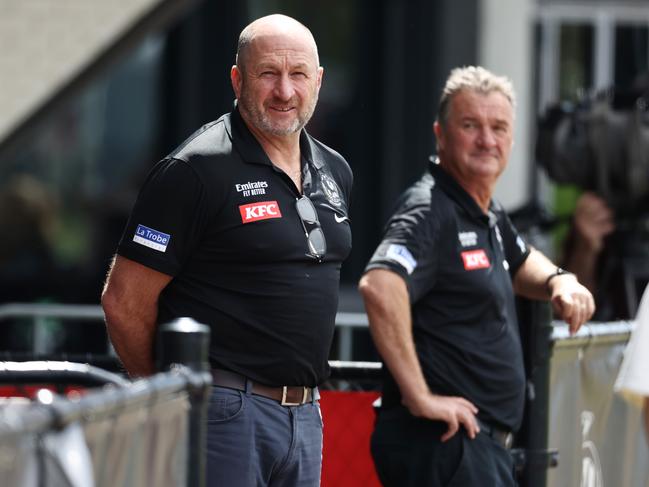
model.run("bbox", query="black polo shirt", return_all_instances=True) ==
[117,108,353,387]
[365,159,530,431]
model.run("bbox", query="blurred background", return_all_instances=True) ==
[1,0,648,355]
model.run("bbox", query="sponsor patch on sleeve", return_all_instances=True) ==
[133,224,171,252]
[385,244,418,274]
[461,249,490,270]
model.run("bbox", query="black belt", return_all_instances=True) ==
[476,418,514,449]
[211,369,318,406]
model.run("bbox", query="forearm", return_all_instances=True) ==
[563,191,613,294]
[359,269,480,438]
[514,248,594,333]
[101,255,172,378]
[513,249,566,300]
[359,271,429,405]
[103,291,158,377]
[369,309,429,401]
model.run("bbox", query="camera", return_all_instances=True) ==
[536,86,649,217]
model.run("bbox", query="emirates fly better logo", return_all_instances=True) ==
[239,201,282,223]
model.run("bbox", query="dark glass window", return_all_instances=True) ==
[559,24,594,100]
[615,24,649,88]
[0,36,164,304]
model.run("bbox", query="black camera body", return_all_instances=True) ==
[536,88,649,217]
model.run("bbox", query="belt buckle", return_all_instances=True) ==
[280,386,308,406]
[502,431,514,449]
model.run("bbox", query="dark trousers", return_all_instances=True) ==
[206,384,323,487]
[371,406,516,487]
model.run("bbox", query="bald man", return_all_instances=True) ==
[102,14,352,486]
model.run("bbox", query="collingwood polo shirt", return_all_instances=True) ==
[366,159,530,431]
[117,108,353,387]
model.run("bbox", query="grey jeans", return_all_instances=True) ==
[205,383,323,487]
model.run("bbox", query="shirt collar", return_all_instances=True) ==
[428,156,493,224]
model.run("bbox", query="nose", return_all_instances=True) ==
[477,128,497,147]
[273,73,294,101]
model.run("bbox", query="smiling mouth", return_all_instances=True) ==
[271,107,294,112]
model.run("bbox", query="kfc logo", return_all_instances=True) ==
[461,249,490,270]
[239,201,282,223]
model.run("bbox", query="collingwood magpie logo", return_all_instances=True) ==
[236,180,268,197]
[320,173,342,208]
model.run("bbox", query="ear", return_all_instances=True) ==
[231,65,242,98]
[433,121,445,151]
[316,66,324,92]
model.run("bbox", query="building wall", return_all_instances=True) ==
[0,0,164,143]
[479,0,535,211]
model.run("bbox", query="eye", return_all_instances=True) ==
[291,71,307,78]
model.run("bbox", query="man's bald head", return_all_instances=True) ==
[236,14,320,73]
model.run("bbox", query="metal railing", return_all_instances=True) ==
[0,360,128,388]
[0,303,370,361]
[550,319,634,345]
[2,302,643,487]
[0,319,212,487]
[0,303,105,321]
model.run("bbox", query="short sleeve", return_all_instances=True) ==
[365,196,439,303]
[117,158,210,276]
[497,210,531,276]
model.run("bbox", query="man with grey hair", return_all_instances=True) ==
[359,66,594,486]
[102,14,352,486]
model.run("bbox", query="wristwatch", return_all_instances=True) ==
[545,267,575,296]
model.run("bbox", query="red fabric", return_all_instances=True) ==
[0,385,86,398]
[320,390,382,487]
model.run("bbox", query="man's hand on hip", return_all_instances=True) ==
[402,392,480,441]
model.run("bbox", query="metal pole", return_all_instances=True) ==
[156,318,211,487]
[516,299,557,487]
